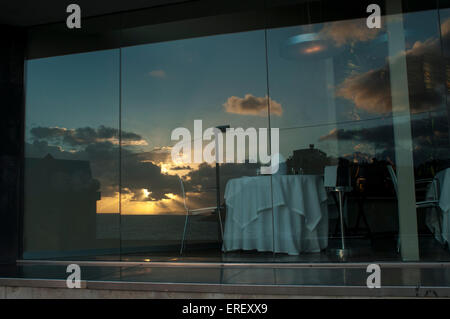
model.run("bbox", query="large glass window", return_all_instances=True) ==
[22,0,450,263]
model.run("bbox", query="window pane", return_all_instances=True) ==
[120,30,271,261]
[266,10,415,261]
[24,50,121,260]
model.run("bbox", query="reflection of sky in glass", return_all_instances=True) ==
[25,50,120,134]
[24,11,450,215]
[267,20,388,158]
[122,30,268,151]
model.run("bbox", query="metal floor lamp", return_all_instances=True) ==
[324,165,352,259]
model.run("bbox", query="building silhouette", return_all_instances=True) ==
[286,144,334,175]
[24,154,101,257]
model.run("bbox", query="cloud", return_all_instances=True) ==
[337,69,392,114]
[26,140,73,160]
[30,127,69,139]
[319,115,450,166]
[122,159,180,201]
[171,165,192,170]
[26,125,262,204]
[30,125,148,146]
[319,124,394,149]
[319,19,382,47]
[441,18,450,37]
[223,94,283,117]
[336,30,446,114]
[185,162,259,193]
[124,146,172,164]
[148,70,167,78]
[26,125,177,201]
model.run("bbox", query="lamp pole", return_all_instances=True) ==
[215,125,229,247]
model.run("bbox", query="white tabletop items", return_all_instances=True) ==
[426,168,450,248]
[222,175,328,255]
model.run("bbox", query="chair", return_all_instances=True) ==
[178,176,224,255]
[387,165,442,252]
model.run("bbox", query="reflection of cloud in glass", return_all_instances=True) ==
[148,69,167,78]
[319,115,450,166]
[336,18,450,115]
[223,94,282,116]
[440,18,450,37]
[319,19,382,47]
[26,124,265,215]
[30,125,148,146]
[337,69,392,114]
[26,125,180,208]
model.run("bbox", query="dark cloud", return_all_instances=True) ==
[26,140,73,159]
[122,159,180,201]
[26,126,177,201]
[30,127,68,139]
[319,123,395,149]
[171,165,192,170]
[25,139,119,197]
[185,162,259,194]
[319,115,450,167]
[124,147,172,164]
[30,125,147,146]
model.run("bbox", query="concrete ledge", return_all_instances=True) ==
[0,278,87,289]
[1,278,450,298]
[0,285,331,299]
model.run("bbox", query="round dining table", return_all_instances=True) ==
[426,168,450,247]
[222,174,328,255]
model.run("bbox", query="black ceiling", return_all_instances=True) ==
[2,0,446,28]
[0,0,189,26]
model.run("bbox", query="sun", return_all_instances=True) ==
[160,163,170,174]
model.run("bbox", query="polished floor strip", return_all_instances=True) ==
[16,259,450,269]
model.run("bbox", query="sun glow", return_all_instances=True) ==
[97,190,185,215]
[95,151,213,215]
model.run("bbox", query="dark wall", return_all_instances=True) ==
[0,25,26,264]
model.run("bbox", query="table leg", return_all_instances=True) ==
[338,189,346,251]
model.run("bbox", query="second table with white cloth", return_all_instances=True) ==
[222,175,328,255]
[426,168,450,247]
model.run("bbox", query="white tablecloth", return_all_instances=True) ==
[222,175,328,255]
[426,168,450,246]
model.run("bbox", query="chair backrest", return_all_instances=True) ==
[177,175,189,211]
[387,165,398,196]
[387,165,441,206]
[324,165,338,188]
[432,175,441,200]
